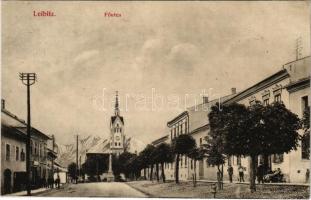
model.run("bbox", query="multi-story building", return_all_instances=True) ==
[223,56,310,183]
[1,99,56,193]
[156,90,236,182]
[146,56,310,184]
[1,100,27,194]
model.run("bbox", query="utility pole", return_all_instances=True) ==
[51,134,55,188]
[19,73,37,196]
[76,134,79,184]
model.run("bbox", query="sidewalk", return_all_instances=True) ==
[5,184,68,196]
[5,187,52,196]
[197,179,310,186]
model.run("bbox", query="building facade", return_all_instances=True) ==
[145,56,310,184]
[1,101,27,194]
[224,56,310,183]
[1,99,57,194]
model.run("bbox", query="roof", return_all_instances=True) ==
[285,76,310,93]
[224,69,289,104]
[189,124,209,135]
[151,135,169,146]
[167,111,188,126]
[111,115,124,124]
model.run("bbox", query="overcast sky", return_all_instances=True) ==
[2,1,310,146]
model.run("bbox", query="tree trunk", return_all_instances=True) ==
[161,162,166,183]
[156,163,159,182]
[217,165,222,190]
[150,165,154,181]
[144,168,146,180]
[249,155,257,192]
[175,154,180,184]
[221,164,224,190]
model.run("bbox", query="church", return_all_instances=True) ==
[109,91,126,155]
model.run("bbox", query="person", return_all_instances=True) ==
[238,165,245,182]
[227,165,233,183]
[257,163,264,184]
[306,169,310,183]
[56,175,60,189]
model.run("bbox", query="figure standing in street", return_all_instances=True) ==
[257,163,264,184]
[238,165,245,182]
[306,169,310,183]
[227,165,233,183]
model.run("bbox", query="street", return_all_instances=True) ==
[37,182,147,197]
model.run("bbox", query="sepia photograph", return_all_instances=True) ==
[1,1,310,198]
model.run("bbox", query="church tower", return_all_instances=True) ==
[110,91,125,156]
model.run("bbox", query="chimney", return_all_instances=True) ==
[203,96,209,104]
[1,99,5,110]
[231,88,237,94]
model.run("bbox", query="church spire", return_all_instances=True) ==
[115,91,120,116]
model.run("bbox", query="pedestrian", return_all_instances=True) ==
[227,165,233,183]
[257,163,264,184]
[238,165,245,182]
[56,175,60,189]
[306,169,310,183]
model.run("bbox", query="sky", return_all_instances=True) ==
[2,1,310,146]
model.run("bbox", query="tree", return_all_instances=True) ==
[153,143,174,182]
[139,145,156,180]
[187,147,205,187]
[68,162,77,183]
[83,154,108,181]
[171,134,196,183]
[208,102,301,192]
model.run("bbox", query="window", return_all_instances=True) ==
[273,153,284,163]
[185,157,187,167]
[263,99,269,106]
[302,96,309,116]
[21,149,25,161]
[181,124,183,134]
[118,142,121,146]
[302,132,310,160]
[115,142,117,146]
[274,94,281,103]
[6,144,10,161]
[180,156,183,168]
[237,156,241,166]
[177,125,180,136]
[228,156,232,166]
[30,140,33,155]
[34,142,38,155]
[185,121,188,134]
[16,146,19,161]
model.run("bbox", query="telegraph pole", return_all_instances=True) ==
[76,134,79,184]
[19,73,37,196]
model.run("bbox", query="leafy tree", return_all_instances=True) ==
[84,154,108,181]
[171,134,196,183]
[153,143,174,182]
[208,102,301,192]
[187,147,205,187]
[68,162,78,182]
[140,145,156,181]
